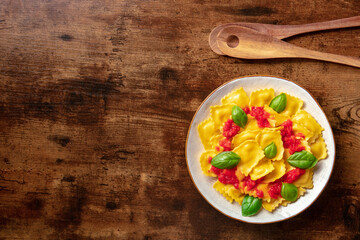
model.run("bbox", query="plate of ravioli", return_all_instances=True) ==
[186,76,335,223]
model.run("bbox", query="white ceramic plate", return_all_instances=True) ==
[186,76,335,224]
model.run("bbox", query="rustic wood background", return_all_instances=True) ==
[0,0,359,239]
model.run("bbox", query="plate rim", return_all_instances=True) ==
[185,75,336,224]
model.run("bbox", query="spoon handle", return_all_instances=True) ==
[295,46,360,68]
[271,16,360,39]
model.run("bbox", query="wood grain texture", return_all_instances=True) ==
[0,0,359,239]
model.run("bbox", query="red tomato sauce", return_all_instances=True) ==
[222,119,240,139]
[268,181,282,199]
[241,176,265,198]
[268,168,305,199]
[210,166,239,189]
[282,168,306,183]
[210,165,223,175]
[219,138,232,151]
[255,189,264,198]
[243,107,271,128]
[241,176,263,191]
[280,120,305,154]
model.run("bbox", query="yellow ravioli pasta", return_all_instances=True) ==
[300,138,311,152]
[284,156,296,171]
[200,150,217,177]
[198,117,218,150]
[244,116,259,131]
[221,87,249,108]
[209,134,224,150]
[232,129,260,148]
[263,159,286,183]
[256,129,284,160]
[292,110,324,143]
[249,158,274,181]
[281,93,303,117]
[262,198,284,212]
[232,140,265,176]
[293,169,314,189]
[310,137,327,160]
[227,187,245,205]
[293,122,313,141]
[210,104,233,128]
[213,181,234,202]
[250,88,275,107]
[235,167,245,182]
[264,105,288,126]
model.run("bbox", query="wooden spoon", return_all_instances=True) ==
[216,26,360,68]
[210,16,360,55]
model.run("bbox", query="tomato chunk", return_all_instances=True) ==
[242,176,264,191]
[281,120,306,154]
[218,167,239,189]
[222,119,240,139]
[219,138,232,151]
[249,107,271,128]
[282,168,306,183]
[255,188,264,198]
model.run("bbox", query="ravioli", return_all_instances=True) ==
[249,158,274,181]
[200,150,217,177]
[262,198,284,212]
[227,186,245,204]
[232,130,260,148]
[250,89,275,107]
[209,134,225,150]
[221,87,249,108]
[281,94,303,117]
[310,137,327,160]
[255,129,284,160]
[244,116,259,131]
[292,110,324,143]
[293,122,313,141]
[198,87,328,215]
[198,117,218,150]
[293,169,313,189]
[263,159,286,183]
[264,105,288,126]
[210,104,234,128]
[232,140,265,176]
[213,180,234,202]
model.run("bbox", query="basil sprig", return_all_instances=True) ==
[287,150,318,169]
[211,151,240,169]
[264,142,277,159]
[269,93,287,113]
[232,106,248,128]
[281,183,298,202]
[242,195,262,217]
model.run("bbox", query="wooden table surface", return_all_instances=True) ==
[0,1,359,239]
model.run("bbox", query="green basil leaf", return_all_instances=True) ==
[211,151,240,169]
[269,93,287,113]
[232,106,248,128]
[242,195,262,217]
[287,150,318,169]
[264,142,277,159]
[281,183,298,202]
